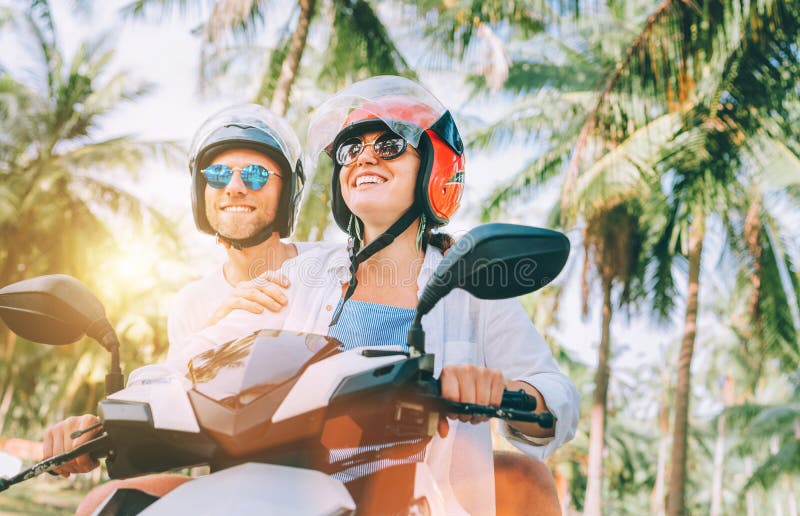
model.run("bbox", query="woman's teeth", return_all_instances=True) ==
[223,206,254,212]
[356,175,386,187]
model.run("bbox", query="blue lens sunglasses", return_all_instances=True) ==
[202,164,281,190]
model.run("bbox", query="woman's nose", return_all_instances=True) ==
[355,143,379,165]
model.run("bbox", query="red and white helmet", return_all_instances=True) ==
[306,76,465,234]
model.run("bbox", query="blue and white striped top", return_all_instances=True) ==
[326,298,422,483]
[328,298,414,351]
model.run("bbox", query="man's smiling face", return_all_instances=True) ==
[204,148,283,241]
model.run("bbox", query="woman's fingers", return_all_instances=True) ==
[437,416,450,438]
[440,365,505,426]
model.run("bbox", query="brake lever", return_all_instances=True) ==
[502,389,538,411]
[438,398,554,427]
[0,433,111,493]
[70,422,103,440]
[408,391,554,428]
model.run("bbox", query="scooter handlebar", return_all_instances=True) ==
[439,398,555,428]
[0,434,111,493]
[411,381,554,428]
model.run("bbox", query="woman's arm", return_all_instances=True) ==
[480,297,581,459]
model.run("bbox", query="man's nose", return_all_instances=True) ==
[224,169,248,195]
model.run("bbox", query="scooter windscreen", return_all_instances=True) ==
[185,330,341,457]
[188,330,337,408]
[184,329,429,472]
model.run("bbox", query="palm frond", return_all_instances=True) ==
[70,173,184,248]
[480,141,571,222]
[563,113,683,225]
[319,0,413,87]
[204,0,275,44]
[253,30,292,105]
[467,89,592,149]
[409,0,550,60]
[120,0,211,20]
[563,0,800,213]
[57,138,185,173]
[23,6,63,99]
[742,438,800,490]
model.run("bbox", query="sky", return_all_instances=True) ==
[1,0,707,408]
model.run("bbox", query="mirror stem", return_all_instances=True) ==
[87,318,124,395]
[103,333,124,395]
[407,314,425,357]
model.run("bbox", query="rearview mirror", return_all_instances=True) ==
[0,274,108,345]
[0,274,124,394]
[416,223,570,318]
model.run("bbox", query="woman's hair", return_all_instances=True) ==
[425,229,455,252]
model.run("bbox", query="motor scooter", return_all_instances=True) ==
[0,223,570,515]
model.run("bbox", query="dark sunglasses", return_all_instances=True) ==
[335,132,409,166]
[202,164,281,190]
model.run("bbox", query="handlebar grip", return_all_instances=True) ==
[89,448,108,461]
[501,389,538,411]
[416,379,552,427]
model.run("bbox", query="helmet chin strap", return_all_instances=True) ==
[215,224,275,251]
[329,205,420,327]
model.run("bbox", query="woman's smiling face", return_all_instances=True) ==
[338,130,420,229]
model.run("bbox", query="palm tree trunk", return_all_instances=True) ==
[667,212,705,516]
[270,0,315,116]
[651,375,670,516]
[770,436,785,516]
[744,458,756,516]
[553,467,571,515]
[0,364,17,436]
[0,329,17,435]
[584,277,613,516]
[710,375,734,516]
[708,414,726,516]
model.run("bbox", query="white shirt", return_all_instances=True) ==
[166,243,580,515]
[166,241,328,361]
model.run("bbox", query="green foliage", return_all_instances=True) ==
[410,0,550,59]
[254,31,291,105]
[0,0,188,438]
[319,0,413,87]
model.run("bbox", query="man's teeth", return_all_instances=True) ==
[223,206,254,212]
[356,175,386,187]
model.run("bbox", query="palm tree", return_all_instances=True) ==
[0,0,184,435]
[548,2,800,513]
[468,7,661,514]
[471,0,800,512]
[575,202,646,516]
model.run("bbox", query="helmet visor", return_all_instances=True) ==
[305,76,449,176]
[190,104,301,170]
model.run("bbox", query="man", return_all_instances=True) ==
[46,104,319,515]
[167,103,311,357]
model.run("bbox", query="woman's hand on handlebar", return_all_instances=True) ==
[42,414,102,478]
[438,364,505,437]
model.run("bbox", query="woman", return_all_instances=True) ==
[40,77,576,514]
[305,75,579,515]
